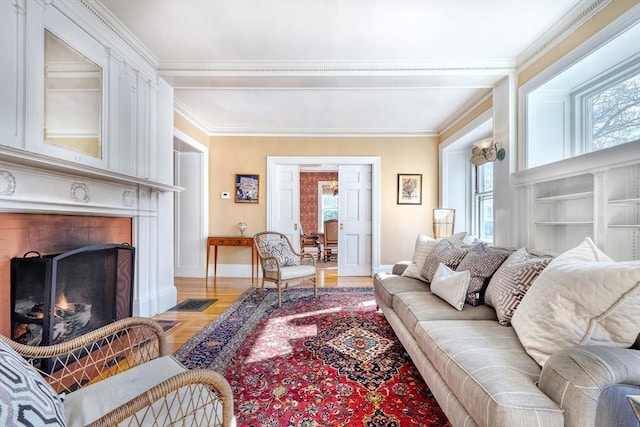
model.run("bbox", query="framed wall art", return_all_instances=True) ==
[235,174,259,203]
[397,173,422,205]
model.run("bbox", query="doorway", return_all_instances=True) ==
[266,156,380,276]
[173,129,209,277]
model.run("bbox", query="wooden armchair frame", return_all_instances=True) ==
[1,317,234,426]
[254,231,317,307]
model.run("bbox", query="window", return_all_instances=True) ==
[318,181,338,231]
[584,69,640,151]
[474,162,493,242]
[525,21,640,169]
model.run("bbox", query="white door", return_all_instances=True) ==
[273,164,300,246]
[338,165,372,276]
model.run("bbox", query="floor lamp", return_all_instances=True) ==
[433,209,455,239]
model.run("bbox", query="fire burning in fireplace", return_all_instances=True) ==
[13,293,92,346]
[11,244,134,347]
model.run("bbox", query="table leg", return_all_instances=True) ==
[205,240,211,284]
[213,245,218,280]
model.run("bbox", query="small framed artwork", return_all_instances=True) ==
[235,174,259,203]
[397,173,422,205]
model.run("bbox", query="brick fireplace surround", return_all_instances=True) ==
[0,214,132,336]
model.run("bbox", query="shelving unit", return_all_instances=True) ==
[529,173,594,254]
[514,144,640,260]
[606,164,640,261]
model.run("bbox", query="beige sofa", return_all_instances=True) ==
[374,260,640,427]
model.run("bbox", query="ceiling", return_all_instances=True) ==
[97,0,587,137]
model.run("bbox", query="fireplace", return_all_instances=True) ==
[10,244,135,346]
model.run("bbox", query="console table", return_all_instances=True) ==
[206,236,257,283]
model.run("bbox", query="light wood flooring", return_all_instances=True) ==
[152,266,374,354]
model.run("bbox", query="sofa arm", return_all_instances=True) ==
[538,346,640,427]
[392,261,411,275]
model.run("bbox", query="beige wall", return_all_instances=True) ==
[439,96,493,143]
[202,135,439,266]
[174,113,210,148]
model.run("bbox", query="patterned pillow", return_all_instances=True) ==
[401,232,466,281]
[263,239,299,267]
[491,257,551,325]
[430,263,471,311]
[0,338,66,426]
[485,248,538,307]
[420,239,468,283]
[456,243,508,306]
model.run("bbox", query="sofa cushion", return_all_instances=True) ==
[0,338,66,426]
[456,242,508,306]
[430,263,470,311]
[511,237,640,366]
[373,272,431,308]
[63,356,221,426]
[413,320,563,427]
[392,291,497,334]
[421,239,468,283]
[402,233,466,281]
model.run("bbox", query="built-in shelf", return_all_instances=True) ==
[536,191,594,202]
[608,198,640,205]
[535,221,594,225]
[608,224,640,229]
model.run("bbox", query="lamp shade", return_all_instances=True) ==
[433,209,455,239]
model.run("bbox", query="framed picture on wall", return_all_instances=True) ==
[397,173,422,205]
[235,174,259,203]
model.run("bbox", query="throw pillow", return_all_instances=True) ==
[511,237,640,366]
[485,248,534,307]
[430,262,471,311]
[263,239,298,267]
[455,243,508,306]
[420,239,468,283]
[401,232,466,281]
[491,257,551,325]
[0,338,66,426]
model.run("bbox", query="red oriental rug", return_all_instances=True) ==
[174,287,450,426]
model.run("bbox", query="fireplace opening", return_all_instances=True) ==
[10,244,135,346]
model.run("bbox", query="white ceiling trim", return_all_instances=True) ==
[516,0,611,71]
[436,88,493,135]
[158,61,516,76]
[173,99,211,135]
[204,127,440,138]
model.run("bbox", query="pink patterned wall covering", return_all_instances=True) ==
[300,172,337,235]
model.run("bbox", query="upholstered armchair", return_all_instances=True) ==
[254,231,317,307]
[0,317,234,426]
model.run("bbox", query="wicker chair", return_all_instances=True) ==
[0,317,234,427]
[254,231,317,307]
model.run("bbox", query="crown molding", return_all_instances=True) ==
[158,60,516,77]
[436,89,493,136]
[173,99,212,135]
[205,127,439,138]
[516,0,611,70]
[79,0,159,68]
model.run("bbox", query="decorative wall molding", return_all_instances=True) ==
[0,171,16,196]
[70,182,90,204]
[122,190,135,207]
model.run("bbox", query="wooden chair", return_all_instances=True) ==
[254,231,317,307]
[323,219,338,262]
[299,225,321,260]
[0,317,234,426]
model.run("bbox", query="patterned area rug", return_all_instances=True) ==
[174,287,450,426]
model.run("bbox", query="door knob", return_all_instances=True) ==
[340,223,343,230]
[294,224,298,230]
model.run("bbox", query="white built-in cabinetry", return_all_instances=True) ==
[515,142,640,261]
